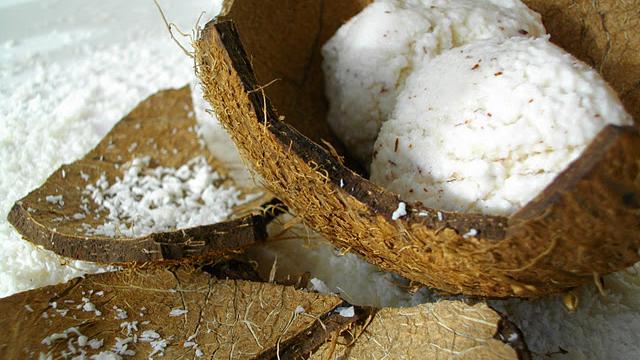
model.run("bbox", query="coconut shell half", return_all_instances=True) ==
[194,0,640,297]
[7,87,275,263]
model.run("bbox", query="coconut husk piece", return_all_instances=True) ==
[194,0,640,297]
[7,86,274,263]
[310,302,528,360]
[0,263,362,359]
[0,262,527,359]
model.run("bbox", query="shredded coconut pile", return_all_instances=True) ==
[0,0,221,297]
[80,156,257,238]
[322,0,546,164]
[371,36,632,215]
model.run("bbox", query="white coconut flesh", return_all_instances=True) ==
[370,36,633,215]
[322,0,546,165]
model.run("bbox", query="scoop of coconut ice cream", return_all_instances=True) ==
[370,36,633,216]
[322,0,546,165]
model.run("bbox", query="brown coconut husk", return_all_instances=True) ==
[7,86,275,263]
[310,302,528,360]
[194,0,640,297]
[0,261,527,359]
[0,263,350,359]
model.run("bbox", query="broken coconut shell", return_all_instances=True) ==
[7,87,274,263]
[194,0,640,297]
[0,264,350,359]
[0,262,526,359]
[310,302,528,360]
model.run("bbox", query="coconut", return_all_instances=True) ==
[311,301,527,360]
[7,87,274,263]
[322,0,547,166]
[194,0,640,297]
[0,261,527,359]
[370,36,633,216]
[0,262,348,359]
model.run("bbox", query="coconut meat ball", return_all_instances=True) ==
[322,0,546,166]
[370,36,633,216]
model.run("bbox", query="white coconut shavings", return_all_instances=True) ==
[0,0,220,298]
[183,334,203,357]
[463,229,478,239]
[169,308,188,317]
[78,335,89,347]
[114,307,128,320]
[336,306,355,318]
[371,37,632,216]
[294,305,305,315]
[42,327,82,346]
[139,330,161,342]
[322,0,546,164]
[391,202,407,220]
[81,297,102,316]
[45,195,64,207]
[80,171,90,182]
[80,156,260,238]
[112,337,135,356]
[149,338,168,358]
[139,330,167,358]
[120,321,138,336]
[88,339,104,350]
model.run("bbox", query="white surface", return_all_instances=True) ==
[371,36,632,215]
[0,0,218,297]
[322,0,546,165]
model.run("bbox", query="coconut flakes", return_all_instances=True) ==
[114,307,128,320]
[391,202,407,220]
[463,229,478,239]
[80,156,260,238]
[45,195,64,207]
[169,308,187,317]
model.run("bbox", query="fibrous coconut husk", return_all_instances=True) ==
[194,0,640,297]
[310,302,528,360]
[0,261,527,359]
[0,263,355,359]
[7,86,274,263]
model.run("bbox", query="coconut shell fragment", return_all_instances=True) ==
[194,0,640,297]
[0,263,527,359]
[0,265,355,359]
[7,86,274,263]
[311,302,526,360]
